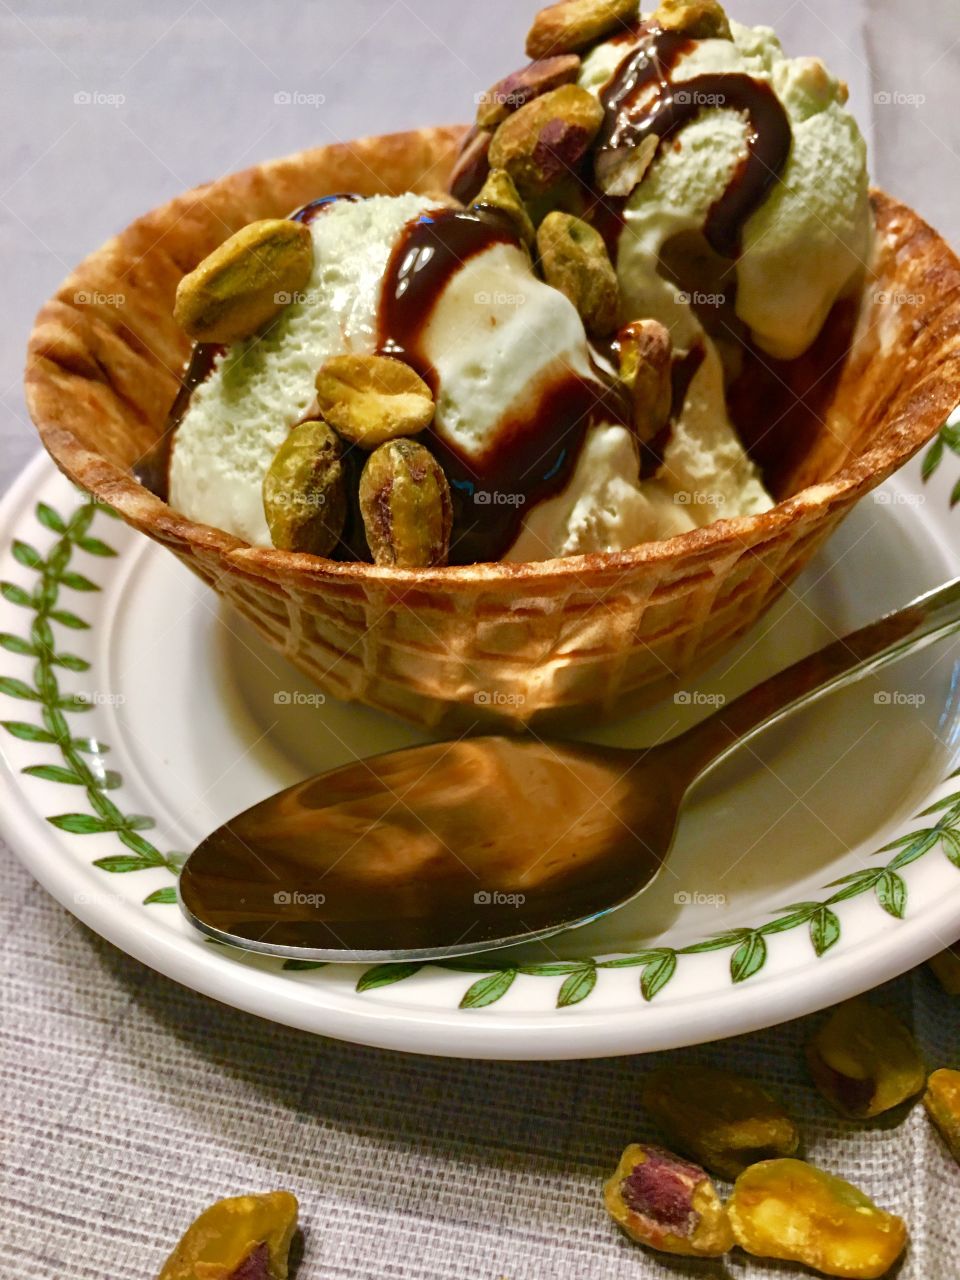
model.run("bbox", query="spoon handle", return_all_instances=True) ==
[671,577,960,783]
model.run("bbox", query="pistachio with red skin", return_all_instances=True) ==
[526,0,639,59]
[488,85,604,200]
[604,1144,733,1258]
[806,1000,925,1118]
[476,55,582,128]
[449,126,493,206]
[157,1192,298,1280]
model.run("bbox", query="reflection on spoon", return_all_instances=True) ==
[179,579,960,962]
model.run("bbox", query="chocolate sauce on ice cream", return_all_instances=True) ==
[377,207,631,563]
[596,27,793,258]
[377,208,519,377]
[290,193,363,225]
[134,341,223,502]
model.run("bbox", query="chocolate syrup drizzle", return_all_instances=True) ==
[377,208,518,374]
[376,207,631,563]
[594,27,793,258]
[290,192,362,225]
[134,341,223,502]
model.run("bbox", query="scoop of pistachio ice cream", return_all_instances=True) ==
[170,194,431,548]
[579,18,872,360]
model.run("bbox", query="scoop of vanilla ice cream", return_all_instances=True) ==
[508,422,695,561]
[417,239,595,461]
[580,20,872,360]
[394,223,767,559]
[507,338,771,562]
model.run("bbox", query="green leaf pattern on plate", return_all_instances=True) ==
[921,414,960,507]
[348,775,960,1009]
[0,498,181,905]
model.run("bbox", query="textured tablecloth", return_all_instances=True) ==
[2,2,959,1277]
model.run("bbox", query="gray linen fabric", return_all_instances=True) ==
[2,2,959,1277]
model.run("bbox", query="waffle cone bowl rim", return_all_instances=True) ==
[24,125,960,596]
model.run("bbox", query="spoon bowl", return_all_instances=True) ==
[179,737,688,960]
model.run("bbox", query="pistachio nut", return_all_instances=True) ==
[473,169,537,246]
[526,0,639,59]
[652,0,732,40]
[595,134,659,198]
[158,1191,299,1280]
[476,55,582,129]
[449,126,494,205]
[262,420,347,556]
[617,319,673,440]
[929,943,960,994]
[359,439,452,568]
[805,999,926,1119]
[488,84,604,199]
[924,1068,960,1163]
[604,1143,734,1257]
[536,211,619,335]
[174,219,313,344]
[728,1160,907,1279]
[315,353,435,450]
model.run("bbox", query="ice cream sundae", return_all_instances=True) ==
[149,0,873,569]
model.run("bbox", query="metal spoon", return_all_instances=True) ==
[179,578,960,963]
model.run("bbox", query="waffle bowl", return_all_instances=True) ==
[24,126,960,729]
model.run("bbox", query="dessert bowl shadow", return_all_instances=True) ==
[24,126,960,729]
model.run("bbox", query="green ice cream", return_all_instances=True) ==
[580,18,873,359]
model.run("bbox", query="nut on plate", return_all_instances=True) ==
[488,84,604,200]
[924,1067,960,1162]
[262,420,347,556]
[526,0,638,59]
[473,169,537,247]
[928,943,960,994]
[174,220,313,344]
[536,211,619,335]
[728,1159,907,1279]
[359,439,452,568]
[642,1064,800,1180]
[806,1000,925,1118]
[652,0,732,40]
[617,320,673,441]
[476,55,582,129]
[157,1191,298,1280]
[604,1143,733,1257]
[315,353,435,449]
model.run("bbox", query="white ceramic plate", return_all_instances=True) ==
[2,437,960,1060]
